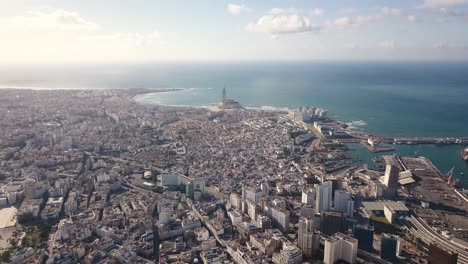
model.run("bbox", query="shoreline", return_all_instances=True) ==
[131,89,468,142]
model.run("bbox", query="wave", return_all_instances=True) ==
[346,120,368,130]
[245,105,291,112]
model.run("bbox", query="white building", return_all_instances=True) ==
[247,200,258,223]
[302,188,315,206]
[334,190,354,217]
[266,206,290,233]
[159,174,180,187]
[244,186,264,203]
[383,164,400,197]
[230,193,242,209]
[316,181,333,213]
[194,227,209,241]
[228,210,242,225]
[192,179,206,196]
[324,233,358,264]
[273,244,303,264]
[159,207,172,225]
[297,217,320,258]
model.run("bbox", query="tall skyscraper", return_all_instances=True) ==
[320,211,346,236]
[380,233,401,261]
[383,164,400,197]
[353,226,374,251]
[323,233,358,264]
[334,190,354,217]
[316,181,332,213]
[297,217,320,258]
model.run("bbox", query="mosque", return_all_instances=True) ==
[218,87,242,110]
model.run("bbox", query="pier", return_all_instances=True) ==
[345,130,468,145]
[360,140,395,153]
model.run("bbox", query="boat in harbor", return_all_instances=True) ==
[462,147,468,161]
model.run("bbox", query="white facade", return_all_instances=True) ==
[324,233,358,264]
[245,187,263,203]
[159,207,172,225]
[228,210,242,225]
[316,181,332,213]
[274,245,302,264]
[302,188,315,206]
[230,193,242,209]
[247,200,258,223]
[297,217,320,258]
[383,164,399,188]
[194,227,209,241]
[7,192,17,204]
[160,174,180,187]
[267,206,290,233]
[193,179,205,195]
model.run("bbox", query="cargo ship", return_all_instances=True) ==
[462,147,468,161]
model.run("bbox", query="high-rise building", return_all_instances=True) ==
[323,233,358,264]
[428,244,458,264]
[320,211,346,236]
[247,199,259,223]
[334,190,354,217]
[193,179,206,196]
[297,217,320,258]
[230,193,242,209]
[185,183,193,199]
[353,226,374,251]
[261,181,271,196]
[302,188,315,206]
[383,164,400,197]
[380,233,401,261]
[244,185,264,203]
[273,245,303,264]
[316,181,332,213]
[266,206,290,233]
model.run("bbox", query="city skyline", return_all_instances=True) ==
[1,0,468,63]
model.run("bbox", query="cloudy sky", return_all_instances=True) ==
[1,0,468,63]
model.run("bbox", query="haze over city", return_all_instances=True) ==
[1,0,468,63]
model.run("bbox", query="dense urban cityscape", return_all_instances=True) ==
[0,88,466,264]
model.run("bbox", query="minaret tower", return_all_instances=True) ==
[222,86,227,102]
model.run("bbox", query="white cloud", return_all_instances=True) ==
[9,9,98,30]
[269,8,302,15]
[435,7,468,19]
[330,15,381,28]
[379,40,396,48]
[381,7,403,16]
[227,4,251,15]
[311,8,325,16]
[331,17,353,28]
[407,15,418,22]
[247,8,321,35]
[423,0,468,6]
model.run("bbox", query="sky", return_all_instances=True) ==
[1,0,468,63]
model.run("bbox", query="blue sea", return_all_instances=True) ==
[0,62,467,185]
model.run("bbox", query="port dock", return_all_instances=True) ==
[360,140,395,153]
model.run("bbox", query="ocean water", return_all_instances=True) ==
[0,62,467,184]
